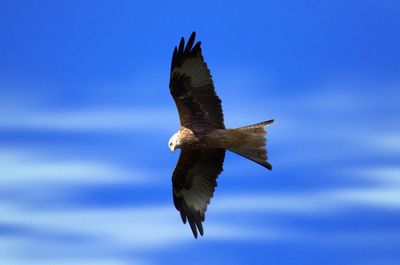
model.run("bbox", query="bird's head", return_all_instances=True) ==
[168,132,181,152]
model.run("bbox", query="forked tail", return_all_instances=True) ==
[227,119,274,170]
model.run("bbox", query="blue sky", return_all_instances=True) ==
[0,0,399,264]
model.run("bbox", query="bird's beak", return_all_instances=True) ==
[169,146,175,152]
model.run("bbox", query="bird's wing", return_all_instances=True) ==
[172,148,225,238]
[169,32,225,130]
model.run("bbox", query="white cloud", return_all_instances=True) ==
[366,133,400,153]
[0,149,155,185]
[0,184,398,265]
[214,187,400,215]
[330,188,400,208]
[2,185,399,252]
[0,108,177,131]
[0,185,397,265]
[0,254,142,265]
[1,78,399,265]
[0,200,291,265]
[349,166,400,186]
[0,203,280,248]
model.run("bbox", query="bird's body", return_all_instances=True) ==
[168,32,274,238]
[171,127,233,150]
[171,123,273,159]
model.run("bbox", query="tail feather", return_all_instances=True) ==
[228,119,274,170]
[236,119,274,130]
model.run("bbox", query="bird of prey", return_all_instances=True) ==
[169,32,273,238]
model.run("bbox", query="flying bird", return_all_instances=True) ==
[169,32,274,238]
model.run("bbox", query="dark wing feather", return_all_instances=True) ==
[169,32,225,131]
[172,149,225,238]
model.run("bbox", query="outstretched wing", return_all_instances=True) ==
[169,32,225,131]
[172,149,225,238]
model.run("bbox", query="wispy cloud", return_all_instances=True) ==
[0,200,289,265]
[349,166,400,186]
[0,108,176,131]
[363,133,400,153]
[0,149,156,185]
[1,79,399,265]
[1,184,398,265]
[0,202,281,248]
[214,187,400,215]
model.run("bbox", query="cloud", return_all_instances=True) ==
[349,166,400,186]
[0,149,156,185]
[1,176,398,265]
[0,251,144,265]
[364,133,400,153]
[0,200,288,265]
[1,78,399,265]
[0,108,176,132]
[0,202,282,248]
[1,185,398,265]
[0,200,291,265]
[214,187,400,215]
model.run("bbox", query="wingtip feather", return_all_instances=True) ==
[178,37,185,52]
[180,212,187,224]
[188,219,198,238]
[185,31,196,53]
[266,119,274,126]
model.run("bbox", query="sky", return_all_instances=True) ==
[0,0,399,264]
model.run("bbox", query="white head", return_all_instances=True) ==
[168,132,181,152]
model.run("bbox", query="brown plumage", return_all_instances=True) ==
[168,32,274,238]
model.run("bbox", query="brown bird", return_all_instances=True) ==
[169,32,274,238]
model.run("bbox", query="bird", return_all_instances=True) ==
[168,32,274,238]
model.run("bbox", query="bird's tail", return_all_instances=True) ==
[227,119,274,170]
